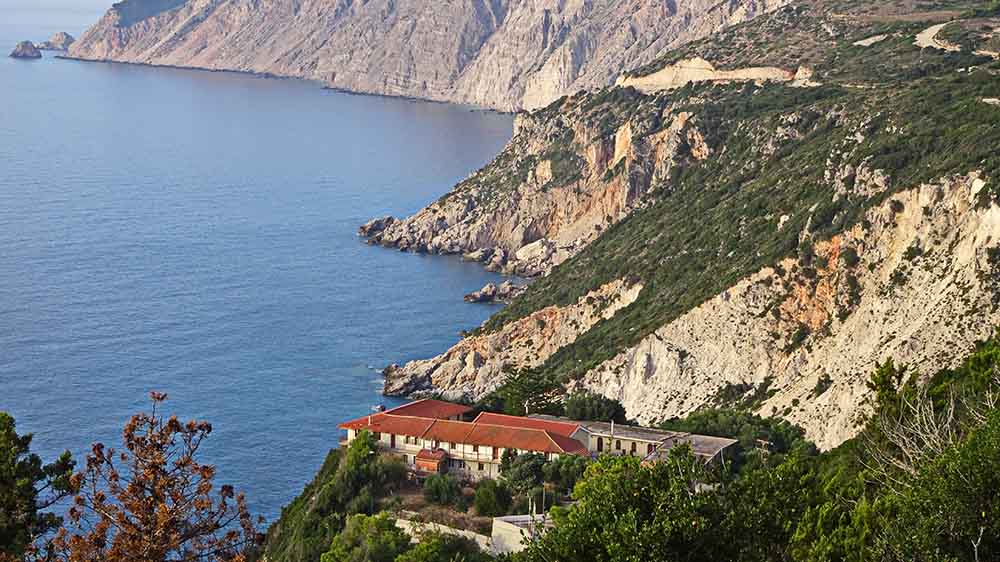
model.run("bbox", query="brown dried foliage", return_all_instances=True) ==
[47,392,263,562]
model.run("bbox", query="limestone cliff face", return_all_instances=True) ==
[364,95,713,276]
[579,173,1000,449]
[384,278,643,399]
[68,0,787,111]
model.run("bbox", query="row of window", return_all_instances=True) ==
[376,433,526,459]
[595,437,657,456]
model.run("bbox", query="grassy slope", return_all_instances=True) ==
[480,0,1000,402]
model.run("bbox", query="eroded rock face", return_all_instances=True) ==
[10,41,41,59]
[362,102,713,277]
[384,279,644,398]
[68,0,788,111]
[465,281,526,304]
[358,216,396,238]
[579,172,1000,449]
[37,32,76,51]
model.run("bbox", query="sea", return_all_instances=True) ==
[0,9,513,522]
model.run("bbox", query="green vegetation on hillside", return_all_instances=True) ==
[262,433,407,562]
[515,334,1000,562]
[481,0,1000,412]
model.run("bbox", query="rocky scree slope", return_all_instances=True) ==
[381,0,1000,449]
[68,0,786,111]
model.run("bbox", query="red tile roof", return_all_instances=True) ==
[417,448,448,461]
[339,403,589,456]
[385,399,474,420]
[465,424,587,455]
[339,399,473,432]
[474,412,581,437]
[423,419,476,444]
[339,414,434,437]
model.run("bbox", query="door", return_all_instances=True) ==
[390,434,396,448]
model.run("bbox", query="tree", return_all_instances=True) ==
[395,532,490,562]
[875,410,1000,561]
[660,408,817,471]
[562,392,626,424]
[499,454,544,496]
[521,450,726,562]
[472,480,510,518]
[51,392,262,562]
[422,476,459,506]
[319,514,410,562]
[541,456,590,494]
[0,412,75,558]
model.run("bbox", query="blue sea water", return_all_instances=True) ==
[0,14,513,522]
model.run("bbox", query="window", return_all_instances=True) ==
[648,443,655,454]
[615,440,621,450]
[374,432,381,441]
[630,442,636,455]
[450,442,456,450]
[492,447,498,460]
[597,437,604,452]
[433,440,439,448]
[473,444,479,453]
[478,463,485,471]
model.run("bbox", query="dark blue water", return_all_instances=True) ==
[0,15,512,522]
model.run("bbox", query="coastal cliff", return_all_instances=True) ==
[362,89,713,276]
[68,0,787,111]
[378,0,1000,449]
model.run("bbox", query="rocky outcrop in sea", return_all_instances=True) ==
[10,41,42,59]
[37,32,75,51]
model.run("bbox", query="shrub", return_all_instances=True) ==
[541,455,591,493]
[423,474,460,506]
[501,453,546,495]
[396,531,492,562]
[473,479,512,517]
[320,513,410,562]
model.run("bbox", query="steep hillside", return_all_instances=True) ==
[68,0,786,111]
[378,0,1000,448]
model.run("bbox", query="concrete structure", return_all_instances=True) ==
[491,515,552,554]
[339,399,739,481]
[527,415,738,463]
[395,517,491,551]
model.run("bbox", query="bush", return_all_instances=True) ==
[396,531,492,562]
[423,474,460,506]
[320,513,410,562]
[501,453,546,495]
[473,479,512,517]
[541,455,591,493]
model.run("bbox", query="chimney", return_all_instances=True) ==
[368,415,373,426]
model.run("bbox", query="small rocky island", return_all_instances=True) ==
[10,41,42,59]
[37,32,75,51]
